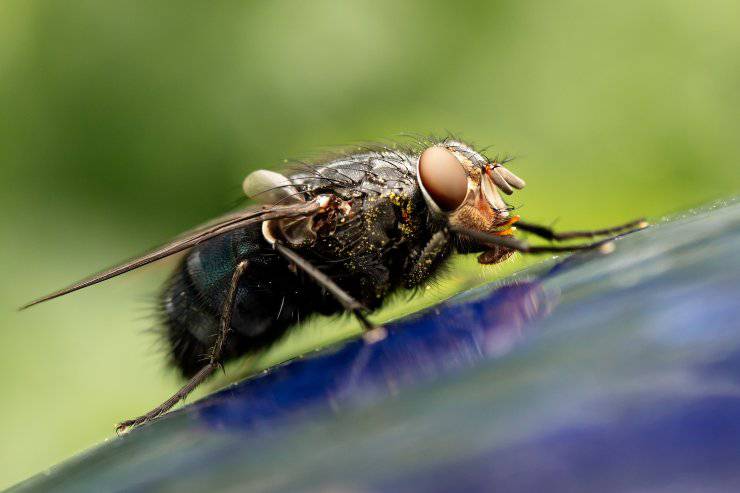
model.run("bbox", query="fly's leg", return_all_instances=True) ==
[404,230,451,288]
[453,227,631,257]
[275,244,387,343]
[207,260,250,365]
[115,260,249,434]
[115,365,215,435]
[516,218,648,241]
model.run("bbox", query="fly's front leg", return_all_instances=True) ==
[116,260,249,434]
[454,227,623,256]
[516,218,648,241]
[275,244,387,343]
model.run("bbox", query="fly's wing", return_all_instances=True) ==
[21,198,324,309]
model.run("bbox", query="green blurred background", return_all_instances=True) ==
[1,0,739,488]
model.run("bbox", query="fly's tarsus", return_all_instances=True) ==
[116,363,216,434]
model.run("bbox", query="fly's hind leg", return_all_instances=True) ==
[275,244,387,344]
[116,260,249,434]
[115,364,215,435]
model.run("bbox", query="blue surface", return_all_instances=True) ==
[10,199,740,493]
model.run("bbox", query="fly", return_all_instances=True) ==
[21,135,648,433]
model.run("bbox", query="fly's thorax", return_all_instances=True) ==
[257,148,422,251]
[289,150,417,199]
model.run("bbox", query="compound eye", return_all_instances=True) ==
[418,146,468,212]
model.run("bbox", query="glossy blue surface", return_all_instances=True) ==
[10,199,740,493]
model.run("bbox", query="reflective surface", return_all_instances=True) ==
[10,199,740,493]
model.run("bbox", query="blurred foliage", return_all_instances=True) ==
[1,0,739,489]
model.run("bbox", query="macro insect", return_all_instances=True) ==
[23,135,646,433]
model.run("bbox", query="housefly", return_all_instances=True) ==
[22,135,647,433]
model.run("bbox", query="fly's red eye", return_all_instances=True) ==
[418,147,468,212]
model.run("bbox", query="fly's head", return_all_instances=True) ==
[415,141,525,234]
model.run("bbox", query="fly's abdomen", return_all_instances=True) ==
[160,224,302,378]
[161,264,221,378]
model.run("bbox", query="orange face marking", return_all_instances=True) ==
[502,215,520,227]
[493,216,520,236]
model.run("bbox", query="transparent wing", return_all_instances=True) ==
[21,198,325,309]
